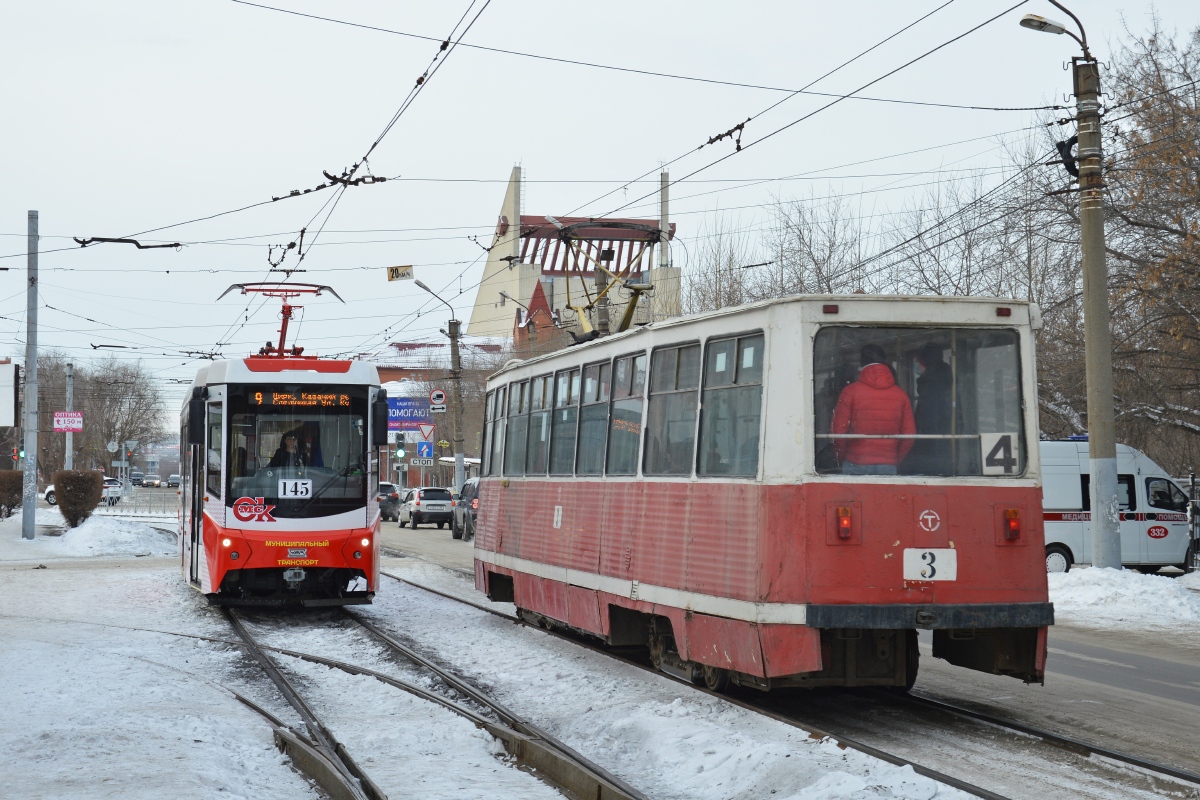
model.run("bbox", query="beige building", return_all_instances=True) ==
[467,167,680,340]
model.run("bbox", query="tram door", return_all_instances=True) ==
[188,440,203,584]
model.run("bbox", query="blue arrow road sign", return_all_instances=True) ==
[417,441,434,458]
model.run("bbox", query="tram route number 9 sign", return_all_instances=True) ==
[902,548,958,581]
[979,432,1019,476]
[279,479,312,498]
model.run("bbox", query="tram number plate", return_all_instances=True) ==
[279,479,313,498]
[903,548,958,581]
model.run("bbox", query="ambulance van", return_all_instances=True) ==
[1041,440,1194,573]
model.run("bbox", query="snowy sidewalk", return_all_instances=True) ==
[0,508,176,562]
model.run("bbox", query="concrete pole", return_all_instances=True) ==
[1075,57,1120,569]
[448,319,466,492]
[656,171,670,323]
[21,212,39,540]
[65,363,74,471]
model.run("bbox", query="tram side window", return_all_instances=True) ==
[206,403,223,497]
[576,362,611,475]
[549,368,581,475]
[698,334,764,476]
[644,343,701,476]
[812,326,1025,477]
[487,386,506,476]
[607,354,647,475]
[526,375,552,475]
[482,391,495,475]
[503,381,529,476]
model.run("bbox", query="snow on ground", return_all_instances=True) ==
[366,564,968,800]
[1049,566,1200,629]
[0,510,175,560]
[1179,570,1200,591]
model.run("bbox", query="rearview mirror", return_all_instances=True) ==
[372,390,389,447]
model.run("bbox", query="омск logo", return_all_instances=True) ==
[233,496,277,523]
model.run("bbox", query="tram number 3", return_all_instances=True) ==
[278,479,313,498]
[980,432,1019,475]
[902,548,958,581]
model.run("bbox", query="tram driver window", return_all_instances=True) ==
[645,343,701,476]
[813,326,1025,477]
[206,403,222,497]
[698,334,763,477]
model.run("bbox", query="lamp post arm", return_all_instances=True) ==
[1047,0,1089,56]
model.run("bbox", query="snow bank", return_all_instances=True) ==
[0,513,175,560]
[1048,567,1200,628]
[1178,570,1200,591]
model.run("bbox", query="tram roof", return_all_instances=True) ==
[490,294,1039,379]
[186,357,381,397]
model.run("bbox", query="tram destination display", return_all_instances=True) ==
[247,389,351,408]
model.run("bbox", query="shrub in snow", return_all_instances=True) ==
[0,470,21,518]
[53,470,103,528]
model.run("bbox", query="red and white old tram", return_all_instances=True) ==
[180,286,390,606]
[474,295,1052,691]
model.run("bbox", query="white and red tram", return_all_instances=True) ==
[475,295,1052,690]
[180,356,390,606]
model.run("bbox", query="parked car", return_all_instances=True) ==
[45,477,123,506]
[130,471,144,486]
[398,487,453,529]
[167,474,180,488]
[451,478,479,541]
[142,474,162,488]
[376,482,400,522]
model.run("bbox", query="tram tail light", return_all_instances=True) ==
[836,507,853,540]
[1004,508,1021,540]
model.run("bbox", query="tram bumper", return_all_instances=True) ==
[806,602,1053,684]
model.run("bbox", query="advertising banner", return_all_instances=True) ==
[387,397,431,431]
[53,411,83,432]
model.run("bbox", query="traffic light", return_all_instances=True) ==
[395,447,405,458]
[18,439,25,459]
[10,448,16,462]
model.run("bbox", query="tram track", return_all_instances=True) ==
[379,567,1200,800]
[224,605,647,800]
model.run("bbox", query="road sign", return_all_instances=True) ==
[436,439,450,449]
[410,457,435,467]
[111,460,128,467]
[429,389,446,405]
[418,423,436,441]
[388,397,431,430]
[417,441,434,458]
[53,411,83,432]
[107,441,119,453]
[387,265,414,281]
[430,404,447,414]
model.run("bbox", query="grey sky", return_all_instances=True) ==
[0,0,1192,408]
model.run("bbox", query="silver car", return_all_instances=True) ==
[398,487,454,529]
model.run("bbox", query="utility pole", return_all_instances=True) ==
[1075,55,1120,569]
[65,363,74,471]
[22,211,39,540]
[657,171,670,322]
[1020,4,1119,569]
[594,262,610,336]
[448,319,466,492]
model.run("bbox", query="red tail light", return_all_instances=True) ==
[415,499,420,506]
[837,507,852,540]
[471,498,479,510]
[389,492,398,499]
[1005,509,1021,540]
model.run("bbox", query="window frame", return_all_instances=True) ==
[606,351,649,476]
[696,330,765,478]
[642,341,702,477]
[575,360,612,476]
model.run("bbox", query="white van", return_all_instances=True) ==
[1040,440,1194,573]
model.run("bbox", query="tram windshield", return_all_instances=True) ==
[226,385,369,517]
[813,326,1025,477]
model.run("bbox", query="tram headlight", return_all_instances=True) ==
[222,538,232,547]
[361,538,370,547]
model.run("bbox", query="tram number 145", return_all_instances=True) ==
[279,479,313,498]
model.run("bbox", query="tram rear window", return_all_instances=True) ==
[813,327,1025,478]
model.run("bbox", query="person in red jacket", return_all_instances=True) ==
[830,343,916,474]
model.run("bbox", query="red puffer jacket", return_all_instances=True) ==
[830,363,916,465]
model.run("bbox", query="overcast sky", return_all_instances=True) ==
[1,0,1194,410]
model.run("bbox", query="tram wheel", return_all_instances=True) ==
[701,665,730,692]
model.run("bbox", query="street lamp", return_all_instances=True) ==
[1021,2,1120,569]
[413,280,467,493]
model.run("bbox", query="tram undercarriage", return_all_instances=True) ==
[211,566,373,607]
